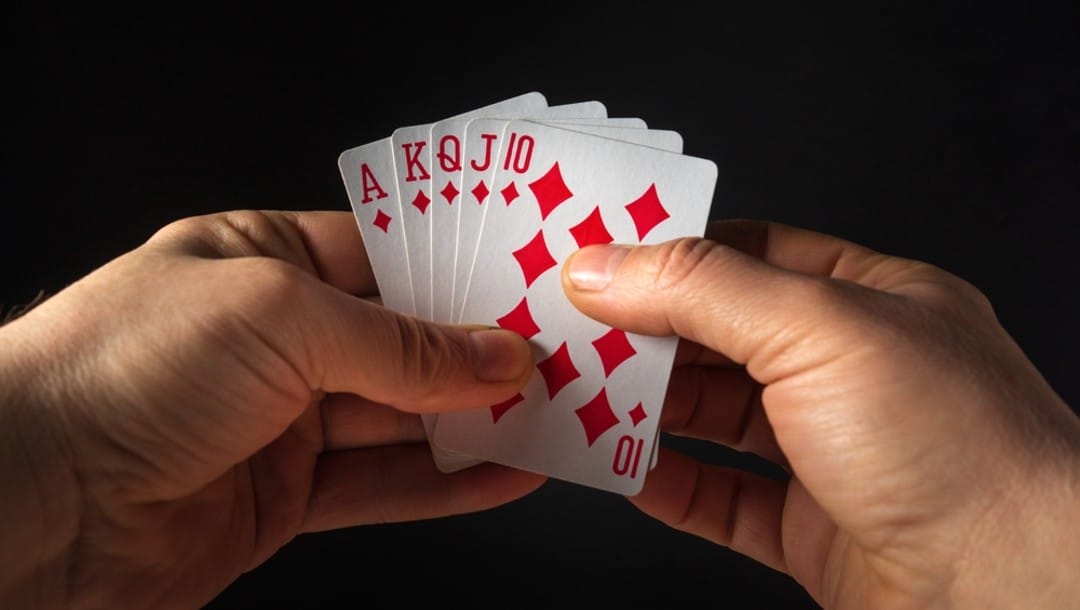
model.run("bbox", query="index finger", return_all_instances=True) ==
[560,226,897,378]
[285,210,376,295]
[706,219,942,292]
[149,210,378,296]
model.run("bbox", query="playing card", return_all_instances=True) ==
[429,102,611,324]
[338,137,413,313]
[403,98,609,466]
[390,92,551,322]
[341,93,548,462]
[433,120,717,495]
[428,112,633,472]
[431,120,683,474]
[381,93,552,459]
[546,117,648,129]
[453,120,685,324]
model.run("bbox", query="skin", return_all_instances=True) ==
[562,219,1080,609]
[2,211,1077,609]
[0,210,546,609]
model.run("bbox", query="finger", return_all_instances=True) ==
[150,210,535,412]
[300,444,547,532]
[319,393,426,451]
[211,259,535,415]
[705,219,899,286]
[285,211,378,296]
[105,249,535,481]
[627,448,789,574]
[562,235,890,381]
[297,286,535,413]
[663,365,786,467]
[149,210,378,296]
[705,219,994,312]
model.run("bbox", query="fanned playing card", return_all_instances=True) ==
[429,102,612,324]
[432,120,717,495]
[341,93,549,464]
[339,96,717,494]
[338,137,413,313]
[454,119,685,323]
[432,118,684,473]
[390,92,549,320]
[403,98,610,469]
[427,107,639,472]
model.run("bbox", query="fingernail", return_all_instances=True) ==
[468,329,531,381]
[567,245,632,291]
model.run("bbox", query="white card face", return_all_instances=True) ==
[454,121,684,324]
[542,124,682,154]
[434,120,717,495]
[440,121,682,473]
[390,92,549,321]
[343,93,543,460]
[421,102,611,473]
[338,137,413,314]
[387,94,548,457]
[431,116,680,474]
[547,116,648,129]
[428,102,611,325]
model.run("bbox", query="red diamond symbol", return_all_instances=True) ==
[536,342,581,400]
[490,393,524,424]
[411,189,432,215]
[500,181,520,206]
[591,328,637,377]
[512,230,557,288]
[495,297,541,340]
[528,162,573,220]
[575,388,620,447]
[568,206,614,248]
[471,180,490,205]
[628,403,647,427]
[373,209,392,233]
[625,183,670,240]
[439,180,460,206]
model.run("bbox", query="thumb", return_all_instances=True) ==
[304,283,535,413]
[560,237,867,382]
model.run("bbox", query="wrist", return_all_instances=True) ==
[0,320,82,609]
[951,406,1080,609]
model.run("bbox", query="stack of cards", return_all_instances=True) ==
[338,92,717,495]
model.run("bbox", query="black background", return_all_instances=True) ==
[9,3,1079,609]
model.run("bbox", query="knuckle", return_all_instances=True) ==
[149,211,304,263]
[942,274,997,318]
[387,315,464,406]
[221,211,302,257]
[650,237,731,292]
[148,214,214,245]
[146,212,256,257]
[214,211,284,258]
[901,261,999,320]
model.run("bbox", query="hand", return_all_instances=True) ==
[562,220,1080,609]
[0,210,546,610]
